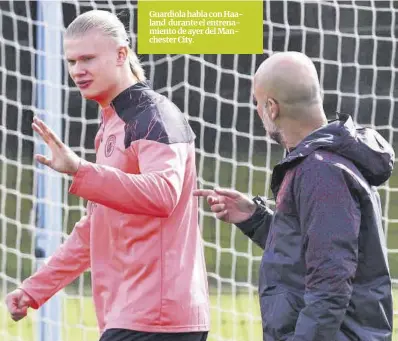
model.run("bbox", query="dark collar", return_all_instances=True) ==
[110,81,151,115]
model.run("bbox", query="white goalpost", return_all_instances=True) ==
[34,1,63,341]
[0,1,397,341]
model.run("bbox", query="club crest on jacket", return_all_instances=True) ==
[105,135,116,157]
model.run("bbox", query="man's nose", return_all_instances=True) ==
[71,62,87,77]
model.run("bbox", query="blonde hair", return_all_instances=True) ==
[65,10,146,81]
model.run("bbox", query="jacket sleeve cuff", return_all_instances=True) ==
[235,196,268,235]
[18,285,42,309]
[69,159,90,195]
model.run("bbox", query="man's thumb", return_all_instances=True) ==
[19,291,33,308]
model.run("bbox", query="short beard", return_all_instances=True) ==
[261,119,284,146]
[269,130,284,146]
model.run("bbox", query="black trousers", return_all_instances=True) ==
[99,329,208,341]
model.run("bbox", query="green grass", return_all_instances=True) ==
[1,290,398,341]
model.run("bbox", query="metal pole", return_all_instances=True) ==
[35,1,63,340]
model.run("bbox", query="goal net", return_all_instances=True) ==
[1,1,397,341]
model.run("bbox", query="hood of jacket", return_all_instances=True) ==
[271,114,395,194]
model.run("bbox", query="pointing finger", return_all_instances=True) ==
[193,189,215,197]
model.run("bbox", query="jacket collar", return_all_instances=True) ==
[110,81,151,115]
[270,113,352,196]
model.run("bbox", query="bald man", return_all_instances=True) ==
[195,52,394,341]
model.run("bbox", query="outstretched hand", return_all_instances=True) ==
[32,116,81,175]
[193,188,256,224]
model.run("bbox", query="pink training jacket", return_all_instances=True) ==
[20,82,210,335]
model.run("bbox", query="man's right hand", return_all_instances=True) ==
[5,289,34,322]
[193,188,257,224]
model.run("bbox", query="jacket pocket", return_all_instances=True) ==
[261,291,300,340]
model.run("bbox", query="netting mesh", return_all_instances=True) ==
[0,1,397,340]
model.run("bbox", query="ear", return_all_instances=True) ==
[268,98,279,121]
[116,46,128,66]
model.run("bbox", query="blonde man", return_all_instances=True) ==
[6,10,209,341]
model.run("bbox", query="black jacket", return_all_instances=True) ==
[237,114,394,341]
